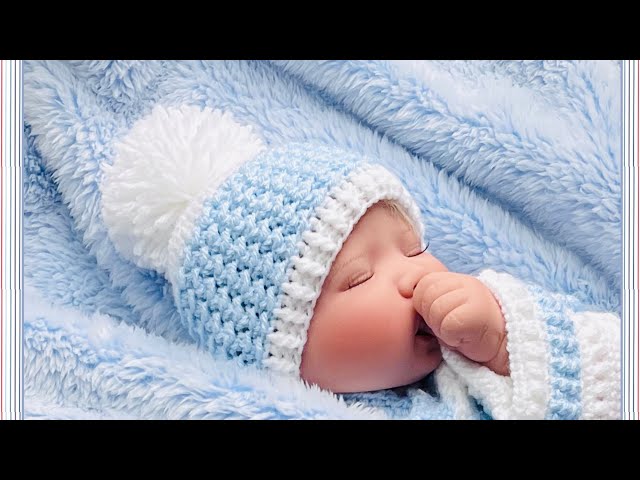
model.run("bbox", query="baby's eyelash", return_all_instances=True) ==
[408,240,430,257]
[347,272,373,289]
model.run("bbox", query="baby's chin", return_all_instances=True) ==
[371,355,443,392]
[358,338,443,392]
[320,351,444,394]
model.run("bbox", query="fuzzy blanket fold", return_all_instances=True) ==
[23,60,621,419]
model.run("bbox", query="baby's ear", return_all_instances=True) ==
[100,104,265,279]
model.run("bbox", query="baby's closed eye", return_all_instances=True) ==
[407,241,429,257]
[347,270,373,289]
[344,241,430,290]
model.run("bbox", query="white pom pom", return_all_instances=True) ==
[101,104,265,274]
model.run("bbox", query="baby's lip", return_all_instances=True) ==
[414,314,434,336]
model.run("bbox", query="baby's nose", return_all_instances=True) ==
[398,270,422,299]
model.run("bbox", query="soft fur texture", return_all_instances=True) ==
[23,61,621,419]
[272,60,622,293]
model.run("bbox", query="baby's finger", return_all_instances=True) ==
[413,273,466,324]
[421,288,469,338]
[456,316,506,364]
[436,302,479,348]
[439,303,503,362]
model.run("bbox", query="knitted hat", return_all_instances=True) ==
[100,104,425,376]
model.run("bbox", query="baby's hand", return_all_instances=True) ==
[413,272,509,376]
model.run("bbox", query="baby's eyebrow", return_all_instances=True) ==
[324,253,368,288]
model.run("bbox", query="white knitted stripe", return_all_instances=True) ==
[263,163,424,376]
[472,269,551,419]
[571,311,621,419]
[441,348,514,419]
[433,363,476,420]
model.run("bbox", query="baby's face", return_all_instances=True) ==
[300,202,449,393]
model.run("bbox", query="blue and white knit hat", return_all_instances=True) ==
[100,104,425,376]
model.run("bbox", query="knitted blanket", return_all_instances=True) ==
[23,60,621,419]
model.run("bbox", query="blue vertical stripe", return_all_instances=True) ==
[529,285,582,419]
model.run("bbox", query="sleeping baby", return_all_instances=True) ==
[101,105,620,419]
[301,199,509,394]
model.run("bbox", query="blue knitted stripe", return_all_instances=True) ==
[177,144,364,367]
[342,384,456,420]
[406,393,455,420]
[342,390,414,418]
[529,285,582,419]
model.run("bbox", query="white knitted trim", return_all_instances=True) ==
[458,269,551,419]
[262,163,425,376]
[101,104,265,275]
[441,348,514,419]
[571,311,621,419]
[433,363,476,419]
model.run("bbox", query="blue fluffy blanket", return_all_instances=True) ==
[23,60,621,419]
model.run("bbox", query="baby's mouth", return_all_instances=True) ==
[415,314,434,337]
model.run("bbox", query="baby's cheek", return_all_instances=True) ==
[341,303,411,362]
[309,298,397,367]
